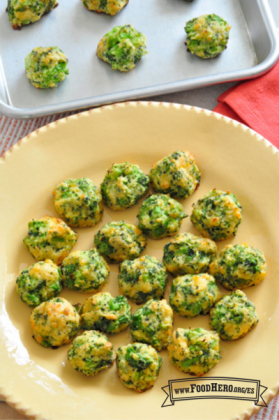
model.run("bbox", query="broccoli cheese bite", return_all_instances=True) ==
[68,331,113,376]
[53,178,103,228]
[190,189,242,241]
[163,232,218,276]
[97,25,148,72]
[82,0,128,15]
[81,292,131,333]
[61,249,109,293]
[209,244,267,290]
[16,260,62,307]
[130,299,173,351]
[23,216,78,265]
[149,151,201,199]
[116,343,162,392]
[185,14,231,59]
[94,221,147,263]
[168,328,221,376]
[101,162,149,211]
[118,256,168,304]
[169,274,220,318]
[210,290,259,340]
[25,47,69,89]
[138,194,186,240]
[7,0,57,29]
[30,297,80,347]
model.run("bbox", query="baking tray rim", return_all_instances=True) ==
[0,0,278,120]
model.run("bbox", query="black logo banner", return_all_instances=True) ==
[162,377,267,408]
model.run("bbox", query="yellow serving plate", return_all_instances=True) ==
[0,102,279,420]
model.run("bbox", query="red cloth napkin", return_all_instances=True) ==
[213,60,279,148]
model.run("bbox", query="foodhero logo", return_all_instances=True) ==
[161,377,267,407]
[178,382,256,394]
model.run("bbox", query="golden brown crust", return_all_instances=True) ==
[115,364,152,393]
[10,2,58,30]
[84,0,128,13]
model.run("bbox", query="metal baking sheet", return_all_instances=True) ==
[0,0,278,119]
